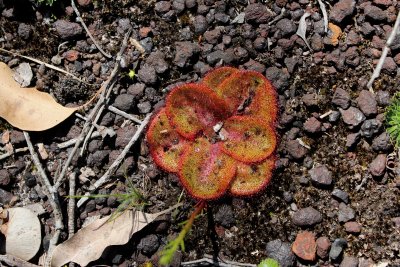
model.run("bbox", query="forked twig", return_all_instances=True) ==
[71,0,112,59]
[23,132,63,267]
[55,28,132,190]
[367,11,400,92]
[77,113,152,207]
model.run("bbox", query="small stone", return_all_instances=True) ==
[116,124,137,148]
[0,169,11,186]
[339,107,366,129]
[381,57,397,73]
[193,15,208,34]
[137,101,152,114]
[265,240,295,267]
[138,234,159,255]
[332,189,349,204]
[356,90,378,117]
[340,256,359,267]
[87,150,109,168]
[338,203,356,223]
[376,90,391,107]
[9,130,25,146]
[329,111,341,122]
[332,88,351,109]
[172,0,185,13]
[304,117,322,133]
[302,93,319,107]
[309,165,333,187]
[215,205,235,228]
[372,132,392,152]
[292,231,316,261]
[155,1,171,13]
[77,0,91,6]
[24,173,37,188]
[344,221,361,234]
[14,62,33,87]
[316,236,331,259]
[17,23,31,40]
[276,18,296,37]
[369,154,386,177]
[174,41,200,67]
[329,238,347,260]
[265,67,290,92]
[329,0,356,23]
[245,3,273,24]
[360,119,382,138]
[364,4,387,21]
[113,94,134,112]
[111,254,123,264]
[292,207,323,227]
[127,83,145,99]
[346,132,361,148]
[53,20,82,39]
[137,64,157,85]
[63,50,79,62]
[286,139,308,160]
[0,188,15,205]
[204,28,221,44]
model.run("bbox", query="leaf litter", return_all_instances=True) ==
[50,203,182,267]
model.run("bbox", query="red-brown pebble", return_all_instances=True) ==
[344,221,362,234]
[316,236,331,259]
[292,231,317,261]
[63,50,79,62]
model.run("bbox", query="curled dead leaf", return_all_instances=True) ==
[0,62,79,131]
[51,204,181,267]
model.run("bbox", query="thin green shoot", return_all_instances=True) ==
[68,179,148,223]
[159,201,206,266]
[386,93,400,148]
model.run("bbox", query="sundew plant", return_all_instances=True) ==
[146,67,278,265]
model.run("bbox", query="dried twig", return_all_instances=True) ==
[56,29,132,190]
[181,254,256,267]
[68,172,76,239]
[0,147,29,160]
[23,132,63,267]
[0,48,86,84]
[77,113,152,207]
[108,105,143,124]
[57,131,101,149]
[317,0,328,33]
[367,11,400,92]
[0,254,40,267]
[71,0,112,59]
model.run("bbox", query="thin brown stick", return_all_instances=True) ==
[55,28,132,190]
[367,11,400,91]
[71,0,112,59]
[77,113,152,207]
[0,254,40,267]
[23,132,63,267]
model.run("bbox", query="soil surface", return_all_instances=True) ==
[0,0,400,266]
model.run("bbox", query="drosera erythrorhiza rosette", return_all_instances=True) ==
[147,66,278,265]
[146,66,278,200]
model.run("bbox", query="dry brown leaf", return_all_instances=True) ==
[4,207,42,261]
[0,62,79,131]
[51,205,181,267]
